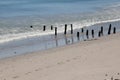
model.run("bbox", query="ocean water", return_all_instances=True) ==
[1,0,120,59]
[0,0,120,43]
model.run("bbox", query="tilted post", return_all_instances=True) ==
[108,24,112,35]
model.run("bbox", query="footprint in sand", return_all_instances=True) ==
[57,61,64,65]
[45,66,51,68]
[117,73,120,75]
[73,57,77,60]
[1,78,6,80]
[35,69,39,71]
[105,74,108,76]
[35,68,41,71]
[66,60,70,62]
[12,76,19,79]
[25,72,31,75]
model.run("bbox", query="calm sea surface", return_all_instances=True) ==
[0,0,120,43]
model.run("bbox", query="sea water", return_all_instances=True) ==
[0,0,120,43]
[0,0,120,58]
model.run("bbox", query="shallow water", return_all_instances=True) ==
[0,0,120,43]
[0,0,120,59]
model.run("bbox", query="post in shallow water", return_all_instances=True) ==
[108,24,112,35]
[64,24,67,35]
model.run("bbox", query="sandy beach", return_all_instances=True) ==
[1,0,120,80]
[0,32,120,80]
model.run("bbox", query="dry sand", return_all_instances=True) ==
[0,33,120,80]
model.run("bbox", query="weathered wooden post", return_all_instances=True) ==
[98,31,101,37]
[71,24,73,34]
[55,27,57,36]
[108,24,112,35]
[91,29,94,38]
[30,25,33,28]
[70,24,74,43]
[113,27,116,34]
[51,25,53,30]
[64,24,67,35]
[77,32,80,40]
[43,25,46,31]
[86,30,89,39]
[101,26,103,36]
[81,28,84,33]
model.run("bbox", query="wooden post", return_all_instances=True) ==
[101,26,103,36]
[55,27,57,36]
[43,25,46,31]
[64,24,67,35]
[77,32,80,40]
[81,28,84,33]
[113,27,116,34]
[91,29,94,38]
[30,25,33,28]
[71,24,74,43]
[71,24,73,34]
[86,30,89,39]
[108,24,112,35]
[51,25,53,30]
[98,31,101,37]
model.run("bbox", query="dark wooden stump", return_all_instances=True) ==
[55,27,57,36]
[77,32,80,40]
[86,30,89,39]
[98,31,101,37]
[71,24,73,34]
[108,24,112,35]
[30,26,33,28]
[113,27,116,34]
[51,25,53,30]
[64,24,67,35]
[91,29,94,38]
[43,25,46,31]
[81,28,84,33]
[101,26,103,36]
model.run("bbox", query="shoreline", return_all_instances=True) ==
[0,19,120,59]
[0,32,120,80]
[0,31,119,61]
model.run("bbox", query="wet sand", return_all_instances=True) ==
[0,33,120,80]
